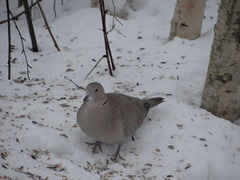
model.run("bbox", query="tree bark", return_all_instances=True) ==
[202,0,240,122]
[169,0,207,41]
[23,0,38,52]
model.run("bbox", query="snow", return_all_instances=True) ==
[0,0,240,179]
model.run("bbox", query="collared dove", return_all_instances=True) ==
[77,82,164,160]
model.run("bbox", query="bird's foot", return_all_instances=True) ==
[85,141,102,153]
[111,144,125,161]
[112,154,125,161]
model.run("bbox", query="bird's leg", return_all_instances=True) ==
[85,141,102,153]
[112,144,125,161]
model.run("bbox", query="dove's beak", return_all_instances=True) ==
[83,94,90,102]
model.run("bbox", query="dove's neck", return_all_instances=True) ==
[90,93,108,105]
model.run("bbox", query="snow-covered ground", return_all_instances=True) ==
[0,0,240,179]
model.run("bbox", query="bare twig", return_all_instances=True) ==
[6,0,11,80]
[113,15,123,26]
[10,12,32,80]
[85,55,106,80]
[53,0,57,18]
[106,21,115,34]
[105,0,117,34]
[36,0,60,51]
[109,0,123,30]
[99,0,115,76]
[89,0,124,78]
[114,28,127,38]
[96,0,125,36]
[105,0,124,37]
[64,76,85,90]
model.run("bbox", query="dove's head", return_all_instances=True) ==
[83,82,105,102]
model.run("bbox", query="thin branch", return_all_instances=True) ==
[110,0,123,25]
[85,55,106,80]
[6,0,11,80]
[99,0,112,73]
[105,36,115,70]
[106,21,115,34]
[113,14,123,26]
[64,76,85,90]
[10,11,32,80]
[36,0,60,51]
[106,0,117,34]
[0,1,39,25]
[99,0,115,75]
[98,10,126,37]
[114,28,127,38]
[106,0,124,35]
[53,0,57,18]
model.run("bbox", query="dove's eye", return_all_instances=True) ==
[95,89,98,92]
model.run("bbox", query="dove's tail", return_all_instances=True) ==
[147,97,164,108]
[143,97,164,117]
[143,97,164,113]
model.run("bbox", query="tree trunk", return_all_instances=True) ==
[23,0,38,52]
[202,0,240,122]
[169,0,207,41]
